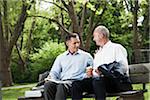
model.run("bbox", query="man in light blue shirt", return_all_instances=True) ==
[44,33,93,100]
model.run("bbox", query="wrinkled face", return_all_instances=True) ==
[66,37,80,53]
[93,32,105,47]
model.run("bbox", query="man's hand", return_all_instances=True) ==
[95,68,102,75]
[44,75,51,82]
[86,66,93,78]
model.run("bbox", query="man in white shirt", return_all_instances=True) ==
[92,25,132,100]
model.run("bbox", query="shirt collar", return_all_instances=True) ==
[65,49,81,55]
[99,40,111,50]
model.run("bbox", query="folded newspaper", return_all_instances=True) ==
[25,90,42,97]
[46,78,73,84]
[32,85,44,91]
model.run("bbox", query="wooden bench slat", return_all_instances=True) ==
[129,63,150,74]
[130,73,150,84]
[81,89,147,98]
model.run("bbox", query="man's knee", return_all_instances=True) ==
[44,81,55,90]
[57,84,65,90]
[92,78,106,89]
[72,81,81,88]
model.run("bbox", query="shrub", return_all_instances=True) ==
[11,41,65,83]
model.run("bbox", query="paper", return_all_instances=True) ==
[25,90,42,97]
[46,78,72,84]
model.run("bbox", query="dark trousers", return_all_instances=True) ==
[44,81,69,100]
[93,77,132,100]
[71,78,93,100]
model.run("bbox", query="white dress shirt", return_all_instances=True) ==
[93,41,129,77]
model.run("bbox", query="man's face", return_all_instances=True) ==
[66,37,80,53]
[93,32,105,47]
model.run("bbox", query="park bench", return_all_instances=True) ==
[18,63,150,100]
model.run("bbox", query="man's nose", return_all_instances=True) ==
[93,37,95,41]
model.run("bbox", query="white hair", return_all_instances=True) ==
[94,25,110,38]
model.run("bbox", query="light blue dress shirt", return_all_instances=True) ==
[49,49,93,81]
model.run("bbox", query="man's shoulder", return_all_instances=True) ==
[110,42,127,53]
[111,42,125,49]
[56,51,67,59]
[78,49,92,57]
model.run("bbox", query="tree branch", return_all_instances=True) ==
[42,0,68,12]
[61,0,69,11]
[15,43,25,66]
[80,2,87,33]
[9,0,33,54]
[28,15,72,35]
[85,10,95,51]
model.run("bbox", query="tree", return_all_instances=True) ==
[0,0,33,86]
[124,0,149,63]
[32,0,107,51]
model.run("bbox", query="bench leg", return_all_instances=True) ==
[118,93,144,100]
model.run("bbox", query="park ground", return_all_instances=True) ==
[2,83,150,100]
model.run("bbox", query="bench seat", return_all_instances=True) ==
[18,63,150,100]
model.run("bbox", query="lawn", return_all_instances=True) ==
[2,83,150,100]
[2,87,31,100]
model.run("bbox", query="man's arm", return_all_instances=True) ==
[84,54,94,78]
[115,45,129,75]
[47,56,62,80]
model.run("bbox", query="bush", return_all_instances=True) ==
[11,41,65,83]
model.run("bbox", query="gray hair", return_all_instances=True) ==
[94,25,110,38]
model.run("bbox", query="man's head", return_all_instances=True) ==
[93,25,110,47]
[65,33,80,53]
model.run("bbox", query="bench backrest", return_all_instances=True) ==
[38,63,150,84]
[129,63,150,84]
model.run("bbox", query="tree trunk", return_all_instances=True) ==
[132,0,141,63]
[0,0,33,86]
[0,1,13,86]
[84,11,95,51]
[0,44,13,86]
[25,17,36,68]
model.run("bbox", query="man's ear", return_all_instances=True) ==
[98,33,104,39]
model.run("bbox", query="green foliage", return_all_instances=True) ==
[11,41,65,83]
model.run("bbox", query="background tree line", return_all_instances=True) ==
[0,0,149,86]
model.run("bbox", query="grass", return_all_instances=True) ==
[2,83,36,100]
[2,87,31,100]
[133,84,150,100]
[1,83,150,100]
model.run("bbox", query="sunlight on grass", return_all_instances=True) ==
[2,87,31,100]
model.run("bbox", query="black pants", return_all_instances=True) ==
[44,81,70,100]
[93,77,132,100]
[71,78,93,100]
